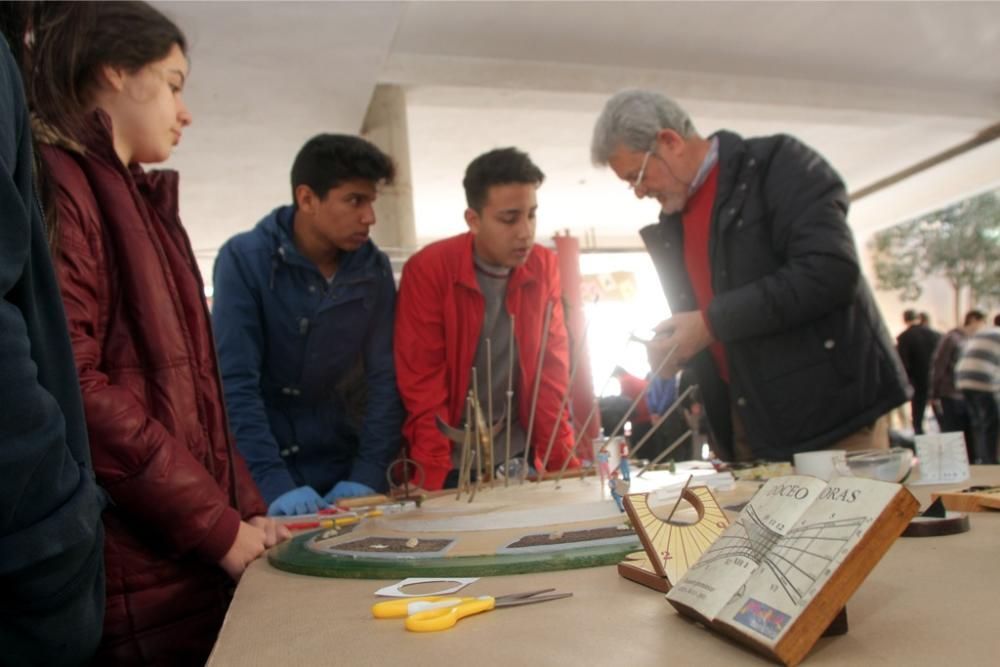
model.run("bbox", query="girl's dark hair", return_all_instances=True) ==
[27,1,187,145]
[4,2,185,251]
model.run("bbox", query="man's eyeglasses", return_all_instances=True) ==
[630,149,653,191]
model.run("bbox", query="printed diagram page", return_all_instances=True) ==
[667,475,827,620]
[714,476,900,647]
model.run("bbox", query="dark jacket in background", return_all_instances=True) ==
[642,131,908,460]
[897,324,940,395]
[0,37,105,666]
[212,206,404,502]
[40,110,267,665]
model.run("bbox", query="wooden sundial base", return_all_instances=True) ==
[617,552,670,592]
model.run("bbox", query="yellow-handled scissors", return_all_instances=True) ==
[371,588,572,632]
[372,596,471,619]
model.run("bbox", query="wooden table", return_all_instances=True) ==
[207,467,1000,666]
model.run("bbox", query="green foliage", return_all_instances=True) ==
[870,190,1000,312]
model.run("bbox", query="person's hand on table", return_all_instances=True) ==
[324,480,375,503]
[267,486,329,516]
[218,520,268,581]
[248,515,292,547]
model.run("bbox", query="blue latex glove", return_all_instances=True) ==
[324,480,375,502]
[267,486,329,516]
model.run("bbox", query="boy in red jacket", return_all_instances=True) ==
[395,148,579,490]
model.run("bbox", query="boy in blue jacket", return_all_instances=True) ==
[213,134,404,515]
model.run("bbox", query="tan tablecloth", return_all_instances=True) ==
[208,467,1000,666]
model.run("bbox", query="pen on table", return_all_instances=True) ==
[284,510,382,531]
[284,516,360,531]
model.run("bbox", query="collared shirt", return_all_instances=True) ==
[688,136,719,195]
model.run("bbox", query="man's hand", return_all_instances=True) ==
[218,520,268,582]
[648,312,715,378]
[323,480,376,503]
[247,515,292,548]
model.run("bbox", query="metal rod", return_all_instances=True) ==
[504,315,515,487]
[637,429,692,477]
[455,392,472,500]
[522,300,554,482]
[553,398,599,487]
[599,344,678,453]
[628,385,697,461]
[486,338,495,489]
[538,314,594,481]
[471,367,483,493]
[467,446,479,503]
[466,389,480,504]
[463,391,477,495]
[665,475,694,523]
[553,333,634,485]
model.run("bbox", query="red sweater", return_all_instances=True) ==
[682,164,730,382]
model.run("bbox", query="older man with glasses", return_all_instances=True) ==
[591,89,907,463]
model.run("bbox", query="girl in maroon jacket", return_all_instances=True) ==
[19,3,289,663]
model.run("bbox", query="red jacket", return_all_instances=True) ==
[395,233,578,490]
[40,113,266,664]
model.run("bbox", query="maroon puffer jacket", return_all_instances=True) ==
[40,112,267,665]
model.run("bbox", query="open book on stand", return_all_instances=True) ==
[666,475,918,666]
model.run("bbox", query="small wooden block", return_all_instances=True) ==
[930,486,1000,512]
[617,556,671,593]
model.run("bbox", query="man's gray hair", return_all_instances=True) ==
[591,89,697,165]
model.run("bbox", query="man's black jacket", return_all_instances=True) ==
[642,131,908,460]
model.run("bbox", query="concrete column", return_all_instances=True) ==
[362,84,417,256]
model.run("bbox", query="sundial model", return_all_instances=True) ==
[268,469,730,579]
[622,485,729,589]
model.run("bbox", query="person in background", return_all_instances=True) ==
[212,134,404,515]
[0,18,105,664]
[646,372,678,419]
[955,315,1000,464]
[395,147,579,490]
[20,2,288,663]
[604,365,689,462]
[897,308,941,434]
[601,365,652,439]
[930,309,986,459]
[591,89,907,462]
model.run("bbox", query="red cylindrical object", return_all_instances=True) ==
[552,232,600,460]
